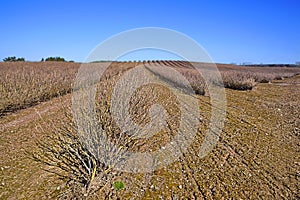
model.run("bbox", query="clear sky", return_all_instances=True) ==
[0,0,299,64]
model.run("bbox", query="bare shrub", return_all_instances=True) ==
[30,63,155,198]
[31,92,120,198]
[31,106,119,198]
[221,71,257,90]
[185,74,206,95]
[274,75,284,80]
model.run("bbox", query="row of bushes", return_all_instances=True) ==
[3,56,25,62]
[0,62,79,116]
[2,56,74,62]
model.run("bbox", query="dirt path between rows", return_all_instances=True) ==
[0,95,70,132]
[0,94,71,199]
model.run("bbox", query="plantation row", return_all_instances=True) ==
[0,62,136,117]
[1,61,300,116]
[0,62,79,116]
[149,61,300,93]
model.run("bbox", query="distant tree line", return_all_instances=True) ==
[243,64,300,68]
[41,56,66,62]
[3,56,25,62]
[41,57,74,62]
[3,56,74,62]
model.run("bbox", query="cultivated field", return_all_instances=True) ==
[0,62,79,117]
[0,61,300,199]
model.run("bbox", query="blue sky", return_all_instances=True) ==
[0,0,299,64]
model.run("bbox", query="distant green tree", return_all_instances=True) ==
[16,57,25,61]
[3,56,25,62]
[3,56,16,62]
[41,58,44,62]
[45,57,66,62]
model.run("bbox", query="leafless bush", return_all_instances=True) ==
[31,99,120,198]
[183,72,206,95]
[31,63,157,198]
[27,72,105,198]
[221,71,257,90]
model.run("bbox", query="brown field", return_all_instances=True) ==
[0,61,300,199]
